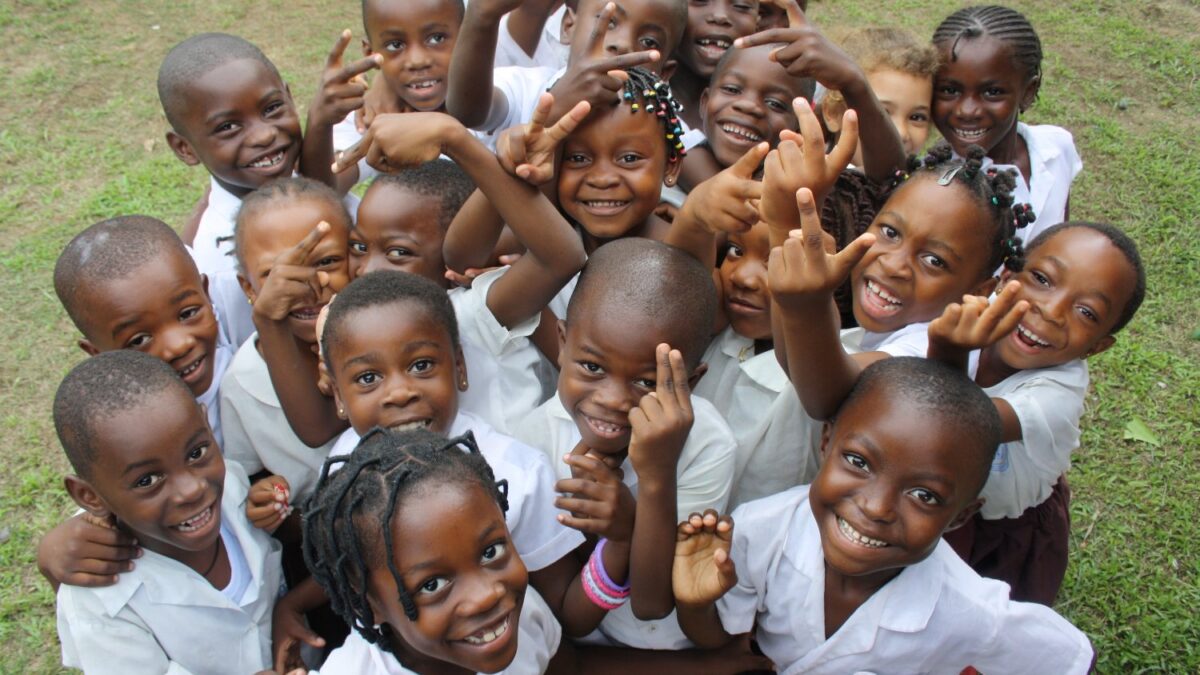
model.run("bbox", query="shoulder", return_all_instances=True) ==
[1022,122,1076,148]
[731,485,811,531]
[683,396,738,459]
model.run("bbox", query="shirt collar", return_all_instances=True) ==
[205,176,243,226]
[716,329,789,392]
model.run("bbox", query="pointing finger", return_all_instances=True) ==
[278,221,331,266]
[337,53,382,83]
[325,29,353,70]
[731,141,770,178]
[598,49,660,72]
[585,2,617,55]
[545,99,592,143]
[333,136,367,173]
[827,109,858,174]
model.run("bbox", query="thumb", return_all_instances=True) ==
[830,232,876,279]
[731,141,769,177]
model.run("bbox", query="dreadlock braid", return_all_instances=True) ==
[932,5,1043,107]
[301,428,509,651]
[622,66,686,163]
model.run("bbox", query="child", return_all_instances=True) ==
[929,221,1145,604]
[672,357,1094,672]
[669,0,761,131]
[516,238,738,649]
[932,5,1081,243]
[53,351,283,674]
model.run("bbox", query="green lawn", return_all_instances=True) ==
[1,0,1196,672]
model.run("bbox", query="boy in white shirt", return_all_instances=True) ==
[673,357,1095,674]
[53,351,283,675]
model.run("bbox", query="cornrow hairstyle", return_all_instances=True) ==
[886,141,1035,273]
[302,428,509,650]
[621,66,687,163]
[230,176,351,269]
[1025,221,1146,334]
[321,270,460,375]
[365,160,476,234]
[932,5,1043,108]
[157,34,281,131]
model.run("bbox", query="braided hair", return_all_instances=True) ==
[621,66,686,163]
[301,428,509,651]
[932,5,1043,108]
[886,142,1035,273]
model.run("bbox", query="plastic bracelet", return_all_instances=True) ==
[587,549,630,601]
[592,538,631,594]
[581,561,625,611]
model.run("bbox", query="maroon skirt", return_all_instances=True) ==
[943,476,1071,606]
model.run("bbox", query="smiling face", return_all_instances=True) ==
[351,184,448,285]
[237,197,351,345]
[868,68,933,159]
[558,105,678,245]
[678,0,759,78]
[719,221,772,340]
[83,388,225,565]
[167,59,301,198]
[993,227,1134,370]
[368,482,527,673]
[851,176,994,333]
[363,0,461,111]
[932,36,1037,159]
[77,250,220,397]
[565,0,681,74]
[329,301,465,437]
[810,387,982,582]
[701,45,805,167]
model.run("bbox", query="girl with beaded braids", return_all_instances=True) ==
[931,4,1082,243]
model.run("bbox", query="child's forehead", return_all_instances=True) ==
[833,389,974,479]
[334,300,451,356]
[715,46,808,95]
[570,295,699,364]
[1027,228,1137,298]
[567,105,666,151]
[364,0,462,35]
[182,57,284,108]
[91,389,206,470]
[358,184,441,235]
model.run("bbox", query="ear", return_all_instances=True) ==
[686,362,708,390]
[997,267,1015,285]
[663,151,683,187]
[454,345,470,391]
[944,497,983,532]
[78,339,101,357]
[660,58,677,82]
[818,421,834,464]
[321,361,344,416]
[560,7,578,44]
[64,475,112,519]
[970,275,999,298]
[362,37,373,58]
[166,130,201,167]
[237,272,256,306]
[821,96,846,134]
[1083,335,1116,359]
[200,272,211,299]
[556,320,569,371]
[1019,76,1041,113]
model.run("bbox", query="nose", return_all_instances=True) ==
[456,571,506,619]
[730,257,764,292]
[956,94,982,120]
[405,44,433,71]
[584,165,620,189]
[383,377,419,408]
[246,118,278,147]
[876,248,911,281]
[593,379,636,415]
[173,470,208,507]
[604,25,633,55]
[362,252,389,276]
[731,95,765,118]
[158,327,197,364]
[705,2,732,25]
[855,485,897,524]
[1037,291,1070,326]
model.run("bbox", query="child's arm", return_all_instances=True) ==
[736,6,906,182]
[672,510,738,649]
[767,189,875,421]
[37,513,140,591]
[927,281,1027,374]
[245,475,293,534]
[298,31,381,192]
[272,577,329,673]
[507,0,562,58]
[446,0,523,128]
[667,143,768,269]
[550,634,771,674]
[251,221,348,447]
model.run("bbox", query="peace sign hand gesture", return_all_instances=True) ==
[627,344,694,481]
[497,93,591,185]
[250,221,335,323]
[309,30,382,129]
[549,2,661,112]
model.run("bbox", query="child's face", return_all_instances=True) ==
[363,0,461,111]
[994,227,1134,370]
[867,68,932,160]
[565,0,681,74]
[329,302,465,437]
[719,221,772,340]
[810,387,982,580]
[701,45,804,168]
[368,482,527,673]
[76,251,220,398]
[237,198,351,345]
[351,184,448,285]
[166,59,301,198]
[932,36,1038,158]
[78,389,225,563]
[558,106,679,243]
[677,0,760,78]
[851,177,994,334]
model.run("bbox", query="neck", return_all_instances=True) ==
[388,631,473,675]
[670,65,707,129]
[974,343,1019,388]
[985,121,1026,168]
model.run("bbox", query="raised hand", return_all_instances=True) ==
[247,475,293,533]
[250,221,334,323]
[549,3,660,112]
[271,591,325,674]
[928,280,1029,368]
[767,188,875,312]
[735,6,865,92]
[354,73,405,133]
[673,510,737,607]
[554,446,636,542]
[309,30,382,129]
[333,112,456,174]
[761,100,858,233]
[497,93,591,185]
[678,141,768,236]
[627,344,694,481]
[37,513,141,588]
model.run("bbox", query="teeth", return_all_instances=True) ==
[588,416,624,434]
[408,79,438,90]
[463,617,509,645]
[866,280,901,306]
[175,506,213,533]
[1017,325,1050,347]
[838,517,888,548]
[179,357,203,377]
[954,128,987,140]
[583,200,629,208]
[697,37,732,48]
[720,123,763,142]
[389,420,431,431]
[248,151,284,169]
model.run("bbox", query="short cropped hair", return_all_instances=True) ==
[840,357,1001,494]
[365,160,475,233]
[712,44,817,101]
[321,270,459,374]
[566,238,716,368]
[54,215,194,336]
[363,0,466,35]
[54,350,194,480]
[157,33,280,132]
[233,176,352,271]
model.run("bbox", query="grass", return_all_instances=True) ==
[0,0,1196,672]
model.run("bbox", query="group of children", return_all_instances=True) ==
[38,1,1147,673]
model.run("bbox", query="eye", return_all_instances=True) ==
[639,36,661,50]
[733,1,755,12]
[766,97,789,112]
[935,84,958,97]
[724,243,744,259]
[909,112,929,124]
[563,152,590,166]
[634,377,656,390]
[264,101,285,116]
[316,256,341,267]
[1077,305,1099,322]
[481,542,507,563]
[617,152,643,164]
[719,84,741,96]
[409,358,435,374]
[187,444,211,463]
[578,361,604,375]
[907,487,943,506]
[354,371,381,386]
[386,247,414,260]
[919,253,948,270]
[879,224,899,240]
[385,39,405,52]
[213,121,239,135]
[418,576,449,595]
[427,33,447,46]
[127,333,152,349]
[133,473,164,489]
[984,87,1005,98]
[842,452,869,472]
[1030,269,1050,287]
[349,240,367,255]
[179,305,202,321]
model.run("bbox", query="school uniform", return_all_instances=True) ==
[196,330,235,449]
[328,409,585,572]
[716,485,1094,675]
[487,65,562,143]
[492,4,569,70]
[219,335,337,503]
[694,327,822,507]
[943,355,1088,604]
[56,463,284,675]
[316,586,561,675]
[515,394,737,649]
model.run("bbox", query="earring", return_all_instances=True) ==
[337,406,345,416]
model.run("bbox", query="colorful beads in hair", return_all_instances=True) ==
[622,66,687,163]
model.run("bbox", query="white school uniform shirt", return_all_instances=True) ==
[717,485,1094,675]
[195,330,235,449]
[968,353,1089,519]
[486,65,562,145]
[840,321,930,357]
[515,394,737,649]
[694,327,822,507]
[493,4,569,70]
[219,335,337,503]
[317,586,561,675]
[963,122,1082,245]
[57,463,284,675]
[327,409,584,572]
[450,266,557,435]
